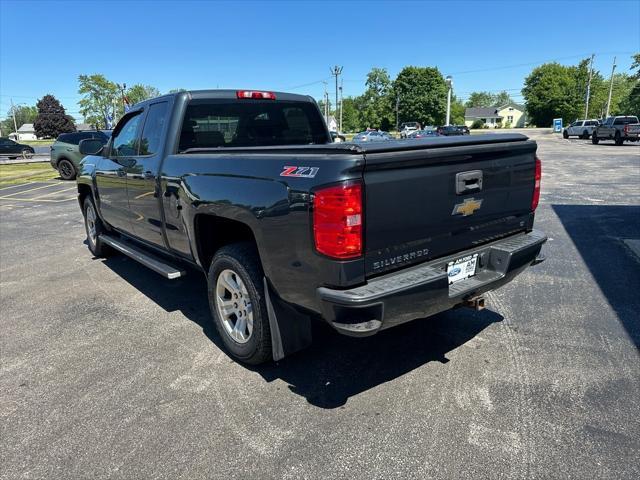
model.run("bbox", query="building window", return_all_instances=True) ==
[507,116,514,123]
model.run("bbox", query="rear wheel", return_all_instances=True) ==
[83,197,110,257]
[22,149,33,159]
[58,159,76,180]
[562,130,569,139]
[207,243,272,365]
[592,133,599,144]
[614,132,623,146]
[582,130,589,139]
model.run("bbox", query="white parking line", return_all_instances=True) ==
[31,186,77,200]
[0,182,67,198]
[0,181,60,192]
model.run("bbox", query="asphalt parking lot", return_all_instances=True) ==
[1,133,639,479]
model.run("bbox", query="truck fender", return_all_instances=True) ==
[263,277,312,361]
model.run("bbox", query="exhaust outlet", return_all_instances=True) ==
[464,297,486,311]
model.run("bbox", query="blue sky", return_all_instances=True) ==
[1,0,639,121]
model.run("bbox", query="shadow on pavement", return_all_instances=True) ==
[552,204,640,349]
[102,255,503,408]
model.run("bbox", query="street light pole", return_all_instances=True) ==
[445,76,453,126]
[605,56,617,118]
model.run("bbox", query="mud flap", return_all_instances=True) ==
[264,277,312,361]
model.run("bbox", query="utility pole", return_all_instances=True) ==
[584,53,595,119]
[445,76,453,126]
[605,56,617,118]
[322,81,329,122]
[396,95,400,132]
[339,78,343,133]
[10,99,18,138]
[330,66,343,130]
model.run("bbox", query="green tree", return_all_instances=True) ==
[34,94,75,138]
[78,74,119,128]
[450,94,466,125]
[522,62,584,126]
[465,91,496,108]
[394,66,447,127]
[619,53,640,115]
[1,105,37,136]
[465,90,514,108]
[126,84,161,105]
[360,67,394,130]
[341,96,362,132]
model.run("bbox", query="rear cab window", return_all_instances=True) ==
[614,116,638,125]
[178,99,328,152]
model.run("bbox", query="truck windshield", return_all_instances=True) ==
[179,99,329,151]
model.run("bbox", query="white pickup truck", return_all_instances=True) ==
[562,119,599,139]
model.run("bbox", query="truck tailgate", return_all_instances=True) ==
[362,136,537,277]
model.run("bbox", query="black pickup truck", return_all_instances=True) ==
[77,89,546,364]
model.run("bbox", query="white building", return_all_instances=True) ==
[8,123,38,141]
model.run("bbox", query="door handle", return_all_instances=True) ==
[456,170,483,194]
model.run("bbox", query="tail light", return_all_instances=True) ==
[623,124,629,135]
[236,90,276,100]
[531,156,542,211]
[313,181,363,259]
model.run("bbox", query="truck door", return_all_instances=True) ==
[126,101,170,248]
[95,111,143,232]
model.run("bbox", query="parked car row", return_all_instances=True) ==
[563,116,639,145]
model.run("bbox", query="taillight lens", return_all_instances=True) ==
[532,156,542,211]
[236,90,276,100]
[313,182,363,259]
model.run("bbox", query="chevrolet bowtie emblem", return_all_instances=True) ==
[452,198,483,216]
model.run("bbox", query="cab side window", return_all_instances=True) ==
[139,102,168,156]
[111,113,142,157]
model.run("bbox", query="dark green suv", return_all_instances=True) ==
[50,131,111,180]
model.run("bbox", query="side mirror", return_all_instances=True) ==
[79,138,104,156]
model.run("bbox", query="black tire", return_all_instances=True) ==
[614,132,623,146]
[22,149,33,159]
[83,196,110,257]
[582,130,589,139]
[562,130,569,139]
[207,242,272,365]
[58,159,76,180]
[592,133,599,144]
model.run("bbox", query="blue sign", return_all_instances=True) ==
[553,118,563,133]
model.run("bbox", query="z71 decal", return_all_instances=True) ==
[280,166,319,178]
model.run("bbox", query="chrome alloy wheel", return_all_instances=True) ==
[215,269,253,344]
[85,203,97,246]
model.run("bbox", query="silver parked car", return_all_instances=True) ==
[562,119,599,139]
[351,131,392,142]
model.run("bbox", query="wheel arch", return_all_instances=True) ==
[194,213,261,272]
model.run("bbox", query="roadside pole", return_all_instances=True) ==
[330,66,343,130]
[584,53,595,119]
[396,95,399,132]
[605,56,616,118]
[339,78,343,133]
[10,99,18,138]
[445,76,453,126]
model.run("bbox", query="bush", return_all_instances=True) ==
[471,119,485,129]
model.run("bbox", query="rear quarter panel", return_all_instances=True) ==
[160,152,365,312]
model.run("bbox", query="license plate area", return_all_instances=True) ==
[447,253,478,285]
